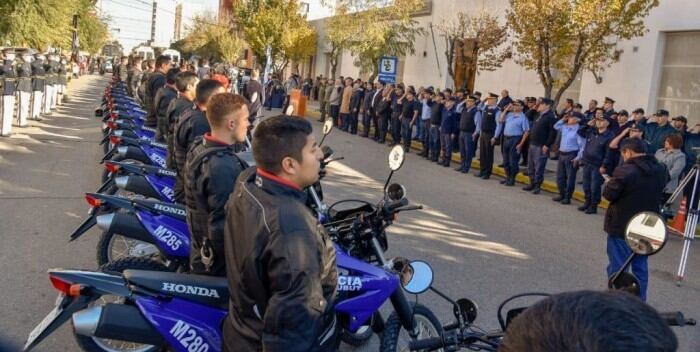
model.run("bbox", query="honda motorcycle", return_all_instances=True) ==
[24,146,443,352]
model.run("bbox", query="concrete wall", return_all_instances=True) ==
[308,0,700,118]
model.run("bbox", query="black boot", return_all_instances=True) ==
[578,201,591,212]
[522,183,535,191]
[532,184,541,194]
[560,198,571,205]
[552,194,564,202]
[585,204,598,214]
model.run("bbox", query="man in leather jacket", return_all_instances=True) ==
[153,68,180,140]
[184,93,249,276]
[165,71,198,169]
[172,79,223,203]
[144,55,172,132]
[223,115,338,352]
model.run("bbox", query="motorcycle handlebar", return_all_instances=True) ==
[384,198,409,213]
[659,312,696,327]
[409,337,445,351]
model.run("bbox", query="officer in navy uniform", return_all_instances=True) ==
[577,108,615,214]
[603,97,616,119]
[474,93,501,179]
[455,95,480,173]
[1,49,18,137]
[16,52,32,128]
[30,53,45,121]
[523,98,557,194]
[56,57,68,106]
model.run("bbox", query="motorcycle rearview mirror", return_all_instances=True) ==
[455,298,478,324]
[386,183,406,202]
[608,271,641,297]
[624,211,667,256]
[383,145,406,193]
[401,260,434,295]
[319,120,333,146]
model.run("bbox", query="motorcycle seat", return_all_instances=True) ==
[132,199,186,221]
[123,270,229,309]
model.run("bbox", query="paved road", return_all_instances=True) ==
[1,75,698,351]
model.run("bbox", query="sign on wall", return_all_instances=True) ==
[378,56,398,83]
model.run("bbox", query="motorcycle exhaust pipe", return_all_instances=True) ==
[114,175,160,199]
[73,304,165,346]
[96,212,154,244]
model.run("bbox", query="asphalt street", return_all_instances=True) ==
[0,75,698,351]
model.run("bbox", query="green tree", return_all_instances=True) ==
[76,0,109,54]
[507,0,659,103]
[181,13,246,63]
[281,18,317,74]
[0,0,76,50]
[324,4,356,78]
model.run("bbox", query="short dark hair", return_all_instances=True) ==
[175,71,198,92]
[253,115,313,174]
[500,291,677,352]
[566,98,574,105]
[620,137,648,154]
[195,79,224,105]
[206,93,248,128]
[155,55,171,68]
[665,133,683,149]
[146,59,155,69]
[165,68,180,85]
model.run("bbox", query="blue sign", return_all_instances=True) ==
[378,56,397,83]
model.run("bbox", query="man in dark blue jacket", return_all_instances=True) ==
[439,97,458,167]
[523,98,557,193]
[475,93,501,178]
[644,109,676,154]
[578,110,615,214]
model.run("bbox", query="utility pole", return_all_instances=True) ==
[150,1,157,46]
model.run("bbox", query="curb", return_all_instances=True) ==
[304,108,609,210]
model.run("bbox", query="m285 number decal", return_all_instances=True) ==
[153,225,182,251]
[169,320,210,352]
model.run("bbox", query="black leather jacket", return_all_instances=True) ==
[165,97,195,169]
[173,107,210,203]
[223,167,337,352]
[184,135,247,276]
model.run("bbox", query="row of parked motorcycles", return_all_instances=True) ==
[23,78,695,352]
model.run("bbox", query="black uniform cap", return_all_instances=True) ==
[605,97,616,104]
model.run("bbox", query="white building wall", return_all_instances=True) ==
[309,0,700,118]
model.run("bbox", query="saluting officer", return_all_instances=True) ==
[496,100,530,186]
[474,93,501,179]
[455,95,480,174]
[30,53,45,121]
[16,52,32,128]
[1,49,18,137]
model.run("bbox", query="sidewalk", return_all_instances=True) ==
[300,100,606,208]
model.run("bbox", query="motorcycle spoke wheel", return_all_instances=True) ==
[396,315,441,352]
[107,234,158,263]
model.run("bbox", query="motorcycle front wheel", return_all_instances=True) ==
[380,303,443,352]
[73,258,168,352]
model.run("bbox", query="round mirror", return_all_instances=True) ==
[284,105,295,115]
[386,183,406,201]
[608,272,641,297]
[455,298,478,324]
[624,212,667,256]
[388,145,405,171]
[402,260,434,295]
[322,119,333,135]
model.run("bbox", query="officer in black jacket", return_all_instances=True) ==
[144,55,172,131]
[165,71,198,169]
[153,68,180,140]
[184,93,249,276]
[475,93,500,179]
[16,52,32,127]
[30,53,45,121]
[1,49,17,136]
[577,108,615,214]
[523,98,557,193]
[172,79,223,203]
[223,115,337,352]
[456,95,480,173]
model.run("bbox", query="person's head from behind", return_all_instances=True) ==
[133,57,143,68]
[175,71,199,99]
[253,115,321,188]
[664,133,683,151]
[121,56,128,64]
[165,68,179,87]
[499,290,678,352]
[146,59,155,71]
[195,79,225,110]
[206,93,249,143]
[620,137,647,162]
[156,55,172,73]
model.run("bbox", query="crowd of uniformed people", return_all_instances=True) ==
[0,48,70,137]
[311,77,698,215]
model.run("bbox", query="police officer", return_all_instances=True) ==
[496,100,530,186]
[577,109,615,214]
[1,49,17,136]
[30,53,45,121]
[16,52,32,128]
[42,54,56,115]
[56,57,68,106]
[184,93,249,276]
[456,95,480,173]
[154,68,180,140]
[145,55,172,135]
[643,109,676,153]
[165,71,198,169]
[603,97,616,118]
[428,92,444,162]
[400,88,419,152]
[439,97,458,167]
[128,57,143,98]
[116,56,128,82]
[474,93,500,179]
[523,97,557,194]
[172,79,224,203]
[49,55,60,110]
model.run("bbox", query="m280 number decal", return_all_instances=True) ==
[169,320,210,352]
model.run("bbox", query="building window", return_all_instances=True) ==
[299,2,310,17]
[656,31,700,125]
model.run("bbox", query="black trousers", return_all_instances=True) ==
[390,113,401,145]
[378,113,389,142]
[479,132,495,176]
